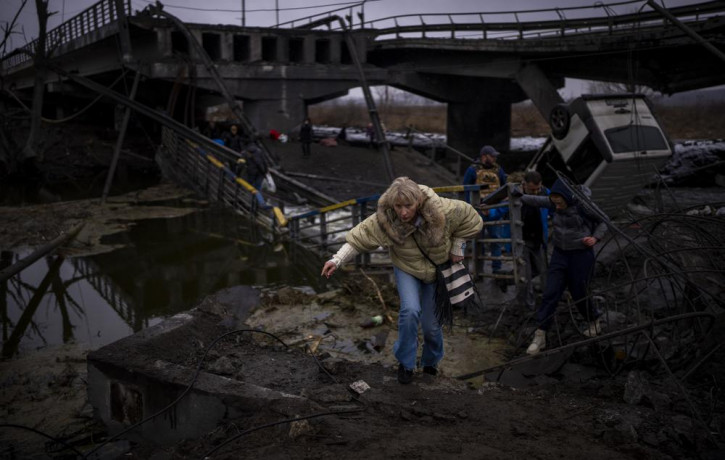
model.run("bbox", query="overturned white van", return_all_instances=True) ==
[527,94,673,217]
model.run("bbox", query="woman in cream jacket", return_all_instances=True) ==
[322,177,482,384]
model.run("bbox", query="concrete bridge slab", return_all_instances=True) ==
[86,306,321,445]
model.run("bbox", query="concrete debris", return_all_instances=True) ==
[624,370,649,405]
[288,418,315,439]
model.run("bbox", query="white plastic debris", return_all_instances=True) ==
[349,380,371,395]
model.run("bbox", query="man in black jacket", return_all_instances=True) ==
[243,144,268,190]
[300,118,313,157]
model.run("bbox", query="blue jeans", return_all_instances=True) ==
[393,267,444,371]
[248,175,263,190]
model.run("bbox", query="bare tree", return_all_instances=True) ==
[0,0,28,56]
[0,0,29,175]
[372,85,393,113]
[23,0,56,164]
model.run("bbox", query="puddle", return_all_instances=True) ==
[1,201,515,376]
[1,207,323,358]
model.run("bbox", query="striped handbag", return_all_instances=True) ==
[414,236,482,330]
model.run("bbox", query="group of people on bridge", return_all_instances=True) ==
[202,121,269,190]
[322,145,607,385]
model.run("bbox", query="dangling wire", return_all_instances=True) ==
[3,68,130,124]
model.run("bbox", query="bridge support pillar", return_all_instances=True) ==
[446,95,511,163]
[390,74,525,161]
[244,98,306,137]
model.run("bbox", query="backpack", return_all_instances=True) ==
[476,166,501,198]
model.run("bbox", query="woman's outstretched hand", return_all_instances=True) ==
[321,260,337,278]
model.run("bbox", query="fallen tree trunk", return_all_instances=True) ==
[0,221,84,283]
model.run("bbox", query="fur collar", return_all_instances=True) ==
[376,185,446,246]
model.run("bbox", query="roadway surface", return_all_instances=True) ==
[269,138,458,202]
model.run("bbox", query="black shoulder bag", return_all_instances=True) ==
[413,235,482,330]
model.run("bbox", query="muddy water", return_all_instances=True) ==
[2,203,512,379]
[1,207,323,358]
[245,284,513,382]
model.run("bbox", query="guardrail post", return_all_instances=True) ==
[113,0,133,63]
[92,3,100,29]
[234,181,241,212]
[205,157,212,198]
[217,169,225,202]
[319,214,328,250]
[473,186,520,286]
[250,192,258,216]
[507,183,525,294]
[290,218,299,241]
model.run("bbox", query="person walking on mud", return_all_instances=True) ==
[518,178,607,355]
[300,118,313,157]
[321,177,483,384]
[365,122,375,148]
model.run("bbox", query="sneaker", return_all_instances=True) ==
[526,329,546,355]
[422,366,438,376]
[582,319,601,338]
[397,364,413,384]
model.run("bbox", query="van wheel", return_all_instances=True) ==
[549,104,570,140]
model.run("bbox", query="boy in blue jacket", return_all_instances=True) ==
[519,178,607,355]
[485,171,549,301]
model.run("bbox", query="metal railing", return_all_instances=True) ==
[159,127,287,234]
[71,257,137,328]
[276,1,368,29]
[286,182,527,285]
[5,0,723,74]
[2,0,131,70]
[281,1,725,41]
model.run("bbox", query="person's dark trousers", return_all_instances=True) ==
[537,247,596,330]
[302,142,311,157]
[517,241,547,309]
[248,175,264,190]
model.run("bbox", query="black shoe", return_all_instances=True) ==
[397,364,413,384]
[422,366,438,376]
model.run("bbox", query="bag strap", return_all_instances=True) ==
[412,234,437,268]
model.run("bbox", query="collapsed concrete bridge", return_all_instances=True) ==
[2,0,725,158]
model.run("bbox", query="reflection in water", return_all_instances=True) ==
[1,208,323,357]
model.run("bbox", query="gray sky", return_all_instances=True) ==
[0,0,715,97]
[1,0,708,44]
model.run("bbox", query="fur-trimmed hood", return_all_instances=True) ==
[376,185,446,246]
[344,185,482,283]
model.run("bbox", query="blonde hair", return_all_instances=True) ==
[384,176,422,206]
